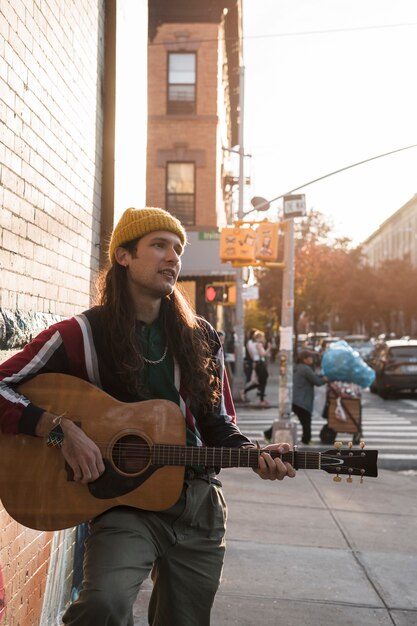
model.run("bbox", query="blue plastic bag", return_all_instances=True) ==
[321,340,375,388]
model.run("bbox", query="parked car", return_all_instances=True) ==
[344,334,375,362]
[304,332,330,350]
[295,333,308,354]
[369,339,417,398]
[315,336,341,353]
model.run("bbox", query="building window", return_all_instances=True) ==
[166,162,195,225]
[167,53,196,114]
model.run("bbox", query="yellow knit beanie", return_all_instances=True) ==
[108,207,187,262]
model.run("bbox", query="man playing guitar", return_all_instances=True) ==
[0,207,295,626]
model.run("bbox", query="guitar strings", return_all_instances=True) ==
[91,442,326,468]
[90,443,371,474]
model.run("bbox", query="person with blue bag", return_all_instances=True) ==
[264,349,327,445]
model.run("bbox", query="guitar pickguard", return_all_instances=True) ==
[88,460,158,500]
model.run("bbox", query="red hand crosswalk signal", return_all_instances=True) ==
[205,285,218,302]
[205,284,226,303]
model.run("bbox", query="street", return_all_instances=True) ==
[235,363,417,473]
[133,380,417,626]
[132,361,417,625]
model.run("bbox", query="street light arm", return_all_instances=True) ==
[261,143,417,209]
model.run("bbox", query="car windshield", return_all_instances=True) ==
[389,347,417,361]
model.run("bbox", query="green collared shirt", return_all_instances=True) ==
[135,320,203,453]
[135,320,178,406]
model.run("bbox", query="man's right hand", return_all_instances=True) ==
[60,419,105,483]
[36,412,105,483]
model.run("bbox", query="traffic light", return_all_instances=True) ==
[205,284,227,303]
[204,283,236,305]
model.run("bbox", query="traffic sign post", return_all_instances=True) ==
[270,196,305,446]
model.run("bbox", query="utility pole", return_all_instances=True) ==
[231,16,246,400]
[278,217,295,419]
[272,195,306,444]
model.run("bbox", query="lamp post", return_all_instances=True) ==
[231,47,246,400]
[231,195,270,400]
[272,194,306,444]
[277,216,295,420]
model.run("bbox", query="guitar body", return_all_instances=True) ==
[0,374,379,531]
[0,374,186,531]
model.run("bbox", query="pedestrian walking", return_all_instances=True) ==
[241,330,271,407]
[243,328,257,385]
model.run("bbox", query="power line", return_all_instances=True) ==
[148,21,417,46]
[245,21,417,41]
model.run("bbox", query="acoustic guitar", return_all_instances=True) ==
[0,373,378,531]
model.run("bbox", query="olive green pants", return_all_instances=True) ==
[62,477,227,626]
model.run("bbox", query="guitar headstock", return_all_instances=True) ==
[320,442,378,482]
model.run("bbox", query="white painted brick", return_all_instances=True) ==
[2,2,18,34]
[1,0,106,326]
[11,213,27,238]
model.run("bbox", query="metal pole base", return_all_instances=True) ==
[271,418,298,447]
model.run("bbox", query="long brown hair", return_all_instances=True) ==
[97,242,221,411]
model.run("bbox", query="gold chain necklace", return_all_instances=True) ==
[143,344,168,365]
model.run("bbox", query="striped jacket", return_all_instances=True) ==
[0,307,250,449]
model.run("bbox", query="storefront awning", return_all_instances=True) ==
[180,231,237,277]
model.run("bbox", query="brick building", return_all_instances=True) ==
[361,194,417,268]
[0,1,148,623]
[146,0,242,332]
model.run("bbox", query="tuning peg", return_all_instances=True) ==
[334,441,343,449]
[348,441,353,449]
[359,441,365,449]
[333,475,341,482]
[347,476,353,483]
[360,476,364,484]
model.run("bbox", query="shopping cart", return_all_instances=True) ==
[320,382,362,445]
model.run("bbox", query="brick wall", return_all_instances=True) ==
[147,22,222,229]
[0,0,104,318]
[0,1,106,623]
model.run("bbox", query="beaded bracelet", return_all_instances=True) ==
[46,412,66,448]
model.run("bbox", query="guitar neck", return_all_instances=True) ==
[152,445,379,478]
[152,445,321,471]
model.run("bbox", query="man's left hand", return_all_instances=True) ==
[254,442,296,481]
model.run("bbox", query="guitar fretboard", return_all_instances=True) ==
[151,445,323,470]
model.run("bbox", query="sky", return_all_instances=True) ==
[242,0,417,245]
[114,0,148,221]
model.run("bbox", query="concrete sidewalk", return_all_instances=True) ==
[133,360,417,625]
[133,462,417,625]
[210,464,417,626]
[209,362,417,625]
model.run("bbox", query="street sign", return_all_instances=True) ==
[283,194,306,218]
[242,285,259,300]
[220,226,256,263]
[220,222,281,264]
[254,222,279,261]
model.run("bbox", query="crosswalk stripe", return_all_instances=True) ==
[379,453,417,459]
[235,408,417,467]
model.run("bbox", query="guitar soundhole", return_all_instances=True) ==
[111,435,150,475]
